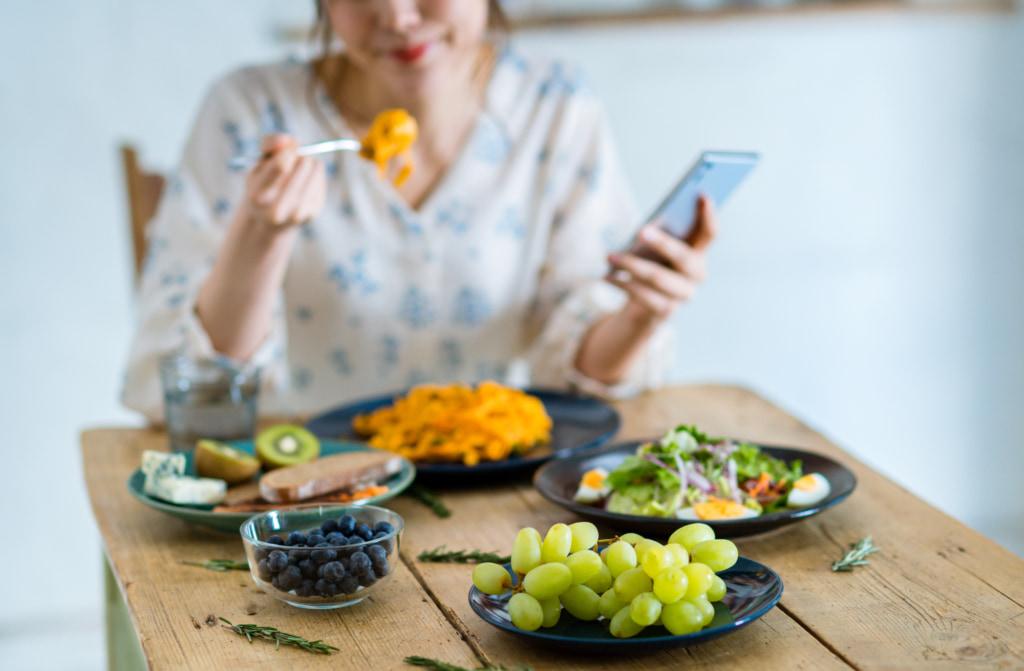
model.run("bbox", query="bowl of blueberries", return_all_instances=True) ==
[240,504,403,609]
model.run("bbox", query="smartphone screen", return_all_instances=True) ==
[626,151,759,260]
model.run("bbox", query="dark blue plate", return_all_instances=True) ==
[305,389,620,479]
[468,557,782,652]
[126,440,416,534]
[533,440,857,538]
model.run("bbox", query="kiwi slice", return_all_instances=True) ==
[193,440,261,485]
[256,424,320,470]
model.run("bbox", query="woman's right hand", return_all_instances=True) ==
[196,135,326,360]
[242,134,326,228]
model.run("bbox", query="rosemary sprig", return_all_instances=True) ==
[220,618,338,654]
[832,536,880,572]
[405,656,534,671]
[418,545,511,564]
[182,559,249,571]
[406,484,452,518]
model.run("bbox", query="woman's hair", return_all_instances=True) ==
[313,1,510,56]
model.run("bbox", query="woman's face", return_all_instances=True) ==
[323,0,489,100]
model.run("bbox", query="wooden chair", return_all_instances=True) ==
[120,144,165,282]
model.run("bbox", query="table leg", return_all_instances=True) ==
[103,555,147,671]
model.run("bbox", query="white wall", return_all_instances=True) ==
[1,3,1022,669]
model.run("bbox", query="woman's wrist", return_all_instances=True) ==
[229,202,300,257]
[573,306,659,385]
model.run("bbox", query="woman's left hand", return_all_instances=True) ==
[605,194,718,326]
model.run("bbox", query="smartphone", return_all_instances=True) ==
[625,150,760,259]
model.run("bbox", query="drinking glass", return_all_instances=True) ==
[159,354,260,453]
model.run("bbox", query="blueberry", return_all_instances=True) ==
[371,557,390,578]
[253,547,270,562]
[325,532,346,545]
[266,535,285,546]
[267,550,288,573]
[319,561,345,582]
[257,558,273,581]
[373,521,394,535]
[354,524,374,541]
[320,519,340,535]
[287,531,307,546]
[337,540,358,559]
[306,533,325,547]
[296,579,316,597]
[277,565,303,591]
[373,535,395,555]
[349,552,371,577]
[298,558,318,579]
[288,548,309,563]
[339,575,360,595]
[366,544,387,564]
[315,579,339,597]
[358,571,378,587]
[338,515,356,536]
[311,544,337,564]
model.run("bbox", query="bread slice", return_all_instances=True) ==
[258,450,403,503]
[223,481,263,506]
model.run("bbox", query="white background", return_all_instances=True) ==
[1,2,1022,669]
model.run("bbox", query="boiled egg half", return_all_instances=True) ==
[573,467,611,504]
[787,473,831,507]
[676,497,759,521]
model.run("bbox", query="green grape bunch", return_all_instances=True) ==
[470,521,739,637]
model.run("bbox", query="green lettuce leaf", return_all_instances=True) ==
[605,456,658,492]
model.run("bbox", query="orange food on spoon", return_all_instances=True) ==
[359,109,418,186]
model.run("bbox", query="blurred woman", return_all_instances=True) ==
[122,0,715,420]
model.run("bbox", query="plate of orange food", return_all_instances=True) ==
[305,382,620,480]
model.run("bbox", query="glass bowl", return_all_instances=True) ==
[240,504,404,609]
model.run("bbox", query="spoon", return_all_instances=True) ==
[227,138,362,169]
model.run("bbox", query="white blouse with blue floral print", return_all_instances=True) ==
[122,47,672,421]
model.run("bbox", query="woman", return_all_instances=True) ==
[122,0,716,420]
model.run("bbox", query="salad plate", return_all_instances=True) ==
[126,440,416,534]
[305,388,620,481]
[533,439,857,538]
[468,557,782,652]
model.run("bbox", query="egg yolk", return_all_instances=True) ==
[359,109,418,186]
[693,497,750,520]
[581,469,606,489]
[793,475,818,491]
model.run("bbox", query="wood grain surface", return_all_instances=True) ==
[82,385,1024,670]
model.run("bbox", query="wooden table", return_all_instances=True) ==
[83,385,1024,670]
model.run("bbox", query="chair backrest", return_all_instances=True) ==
[120,144,165,282]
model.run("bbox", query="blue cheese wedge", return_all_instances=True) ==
[144,474,227,505]
[141,450,186,479]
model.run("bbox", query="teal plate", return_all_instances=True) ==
[468,557,782,652]
[126,440,416,534]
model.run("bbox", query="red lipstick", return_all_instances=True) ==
[392,42,430,64]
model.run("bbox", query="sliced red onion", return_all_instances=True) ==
[672,453,688,493]
[726,458,741,502]
[642,452,679,476]
[686,463,714,492]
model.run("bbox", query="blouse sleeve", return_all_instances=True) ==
[524,83,673,398]
[120,71,289,422]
